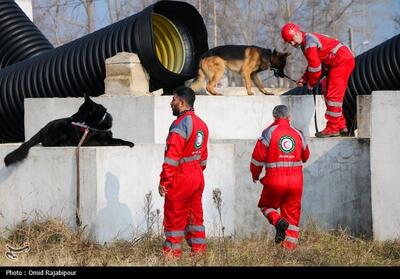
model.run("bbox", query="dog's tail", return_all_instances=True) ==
[4,132,42,167]
[190,62,206,92]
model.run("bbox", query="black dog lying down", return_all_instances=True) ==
[4,95,134,166]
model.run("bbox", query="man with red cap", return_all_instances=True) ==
[159,86,209,257]
[281,22,355,137]
[250,105,310,250]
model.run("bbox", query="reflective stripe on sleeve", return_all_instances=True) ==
[251,158,265,167]
[307,65,322,72]
[164,157,179,167]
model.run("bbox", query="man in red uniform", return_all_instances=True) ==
[250,105,310,250]
[281,22,355,137]
[159,86,209,257]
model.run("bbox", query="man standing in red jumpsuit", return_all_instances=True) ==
[250,105,310,250]
[159,86,209,257]
[281,22,355,137]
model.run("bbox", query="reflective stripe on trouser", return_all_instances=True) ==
[258,174,303,238]
[324,96,345,132]
[185,225,206,253]
[323,50,355,131]
[260,207,281,226]
[163,165,206,256]
[163,230,184,257]
[282,224,300,250]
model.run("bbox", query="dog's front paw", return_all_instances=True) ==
[263,91,274,95]
[247,92,255,96]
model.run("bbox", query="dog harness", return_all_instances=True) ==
[71,112,111,132]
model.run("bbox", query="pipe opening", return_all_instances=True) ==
[152,13,185,74]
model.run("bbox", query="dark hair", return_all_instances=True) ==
[173,86,195,108]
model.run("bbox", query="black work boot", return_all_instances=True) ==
[339,128,349,137]
[275,218,289,243]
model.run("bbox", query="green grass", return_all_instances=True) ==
[0,219,399,266]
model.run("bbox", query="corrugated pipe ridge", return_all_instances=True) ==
[283,34,400,134]
[0,0,53,68]
[344,33,400,132]
[0,0,208,142]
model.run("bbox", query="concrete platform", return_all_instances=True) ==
[24,95,327,144]
[0,137,371,243]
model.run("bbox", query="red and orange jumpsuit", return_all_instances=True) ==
[301,32,355,134]
[160,110,209,257]
[250,118,310,250]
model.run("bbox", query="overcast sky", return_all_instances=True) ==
[354,0,399,53]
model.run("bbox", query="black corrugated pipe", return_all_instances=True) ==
[344,33,400,133]
[283,33,400,134]
[0,0,53,68]
[0,0,208,142]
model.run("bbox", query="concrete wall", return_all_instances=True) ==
[357,95,371,138]
[217,138,371,238]
[0,137,371,242]
[7,91,400,242]
[371,91,400,241]
[0,145,77,230]
[0,144,235,243]
[24,95,327,143]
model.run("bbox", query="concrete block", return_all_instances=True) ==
[0,144,235,243]
[0,145,79,231]
[16,0,33,21]
[104,52,149,96]
[357,95,371,138]
[25,95,327,144]
[217,138,371,238]
[371,91,400,241]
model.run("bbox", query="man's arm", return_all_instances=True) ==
[159,132,185,192]
[200,144,208,171]
[250,139,268,183]
[301,144,310,163]
[302,46,322,88]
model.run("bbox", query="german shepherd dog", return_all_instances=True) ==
[4,95,134,166]
[191,45,290,96]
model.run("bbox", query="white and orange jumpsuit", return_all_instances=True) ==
[160,110,209,257]
[301,32,355,134]
[250,118,310,250]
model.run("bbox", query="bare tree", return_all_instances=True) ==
[394,15,400,28]
[32,0,389,87]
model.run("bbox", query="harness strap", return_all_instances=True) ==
[72,121,111,132]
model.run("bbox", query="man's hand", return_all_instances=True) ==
[159,185,167,197]
[296,78,305,87]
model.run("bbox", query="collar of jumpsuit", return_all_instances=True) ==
[178,108,194,117]
[274,118,290,126]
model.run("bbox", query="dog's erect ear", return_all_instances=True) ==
[273,49,277,56]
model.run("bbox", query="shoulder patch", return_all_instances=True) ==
[194,130,204,149]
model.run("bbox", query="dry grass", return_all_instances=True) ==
[0,219,399,266]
